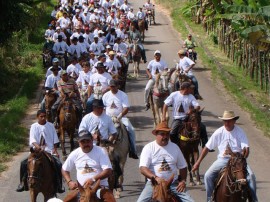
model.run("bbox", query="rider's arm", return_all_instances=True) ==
[192,147,209,171]
[146,69,152,79]
[62,169,78,190]
[140,166,157,180]
[92,168,112,181]
[88,85,93,97]
[162,104,169,121]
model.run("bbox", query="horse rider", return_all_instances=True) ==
[192,110,258,202]
[66,56,81,80]
[106,50,122,75]
[90,34,105,56]
[52,34,69,67]
[62,130,116,202]
[137,122,194,202]
[129,24,147,63]
[102,79,139,159]
[69,37,83,59]
[113,36,129,65]
[16,110,64,193]
[52,26,67,43]
[79,99,117,145]
[106,28,118,48]
[45,57,63,78]
[136,7,148,31]
[40,65,61,111]
[144,50,168,111]
[86,62,112,113]
[162,82,200,145]
[51,70,83,128]
[177,49,202,100]
[183,34,197,61]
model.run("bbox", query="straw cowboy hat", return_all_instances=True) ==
[152,122,171,135]
[218,110,239,120]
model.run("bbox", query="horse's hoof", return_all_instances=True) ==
[114,191,121,199]
[197,181,203,185]
[189,182,196,186]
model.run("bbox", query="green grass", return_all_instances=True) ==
[0,1,56,172]
[155,0,270,136]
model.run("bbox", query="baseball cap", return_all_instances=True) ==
[78,130,92,141]
[154,50,161,55]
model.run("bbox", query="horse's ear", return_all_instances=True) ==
[78,182,84,194]
[92,179,100,193]
[199,107,204,114]
[226,144,234,156]
[167,174,174,188]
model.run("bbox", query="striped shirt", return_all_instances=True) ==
[57,78,78,95]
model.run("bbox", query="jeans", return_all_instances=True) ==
[86,94,95,114]
[40,97,46,110]
[138,44,147,61]
[170,119,185,144]
[204,158,258,202]
[144,79,155,105]
[137,181,194,202]
[188,75,199,96]
[122,117,137,154]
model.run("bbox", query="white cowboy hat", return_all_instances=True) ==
[218,110,239,120]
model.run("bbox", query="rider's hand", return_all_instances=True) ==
[68,181,78,190]
[69,92,75,98]
[192,161,200,172]
[148,75,152,79]
[92,132,99,141]
[176,180,186,192]
[83,178,95,188]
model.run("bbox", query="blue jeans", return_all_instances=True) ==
[188,75,199,96]
[121,117,137,154]
[86,94,94,114]
[137,181,194,202]
[204,158,258,202]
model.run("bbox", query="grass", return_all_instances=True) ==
[155,0,270,136]
[0,1,56,173]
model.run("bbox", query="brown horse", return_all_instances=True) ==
[45,90,57,122]
[151,174,178,202]
[138,19,145,42]
[28,149,56,202]
[178,108,203,186]
[63,180,115,202]
[212,146,252,202]
[130,39,142,78]
[59,97,77,160]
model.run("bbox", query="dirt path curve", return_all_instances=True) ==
[0,0,270,201]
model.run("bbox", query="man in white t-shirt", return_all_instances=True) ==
[137,122,194,202]
[102,80,139,159]
[177,49,201,99]
[192,110,258,202]
[105,51,122,75]
[16,110,64,193]
[86,62,112,113]
[162,82,200,144]
[79,99,117,144]
[144,50,168,111]
[62,130,116,201]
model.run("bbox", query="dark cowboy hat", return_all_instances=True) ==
[152,122,171,135]
[92,99,105,108]
[51,66,61,71]
[96,62,106,68]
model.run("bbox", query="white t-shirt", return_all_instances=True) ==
[76,70,92,90]
[67,64,80,78]
[147,59,168,78]
[140,141,187,182]
[79,112,117,140]
[45,73,61,89]
[29,122,59,154]
[62,146,112,187]
[164,91,199,119]
[89,72,112,91]
[206,126,249,159]
[69,44,83,58]
[46,66,63,78]
[102,90,129,117]
[105,58,121,75]
[178,56,195,76]
[52,41,70,54]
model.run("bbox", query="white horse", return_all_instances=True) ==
[130,39,141,78]
[150,72,170,126]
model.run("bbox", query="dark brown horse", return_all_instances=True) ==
[151,174,178,202]
[178,108,203,186]
[138,19,145,42]
[28,149,56,202]
[45,90,57,122]
[213,146,252,202]
[59,97,77,160]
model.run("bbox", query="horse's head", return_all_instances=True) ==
[27,149,44,189]
[61,97,75,122]
[45,90,57,119]
[185,108,203,138]
[152,174,175,202]
[154,72,169,94]
[78,180,100,202]
[227,146,248,185]
[131,39,140,57]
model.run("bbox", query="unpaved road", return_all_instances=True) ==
[0,0,270,201]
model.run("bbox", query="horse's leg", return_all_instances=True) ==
[70,130,75,153]
[60,127,67,160]
[185,152,195,186]
[194,147,202,185]
[29,189,38,202]
[133,62,136,77]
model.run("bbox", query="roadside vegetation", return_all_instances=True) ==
[155,0,270,136]
[0,1,55,172]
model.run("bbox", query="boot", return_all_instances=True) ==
[145,103,150,111]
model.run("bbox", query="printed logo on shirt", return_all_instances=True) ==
[81,162,96,174]
[110,101,117,109]
[158,158,171,172]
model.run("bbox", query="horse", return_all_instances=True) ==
[79,87,88,114]
[45,90,57,122]
[130,39,142,78]
[151,174,178,202]
[138,19,145,42]
[58,97,77,160]
[212,146,252,202]
[28,149,56,202]
[101,117,129,199]
[178,108,203,186]
[150,72,170,126]
[169,67,192,93]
